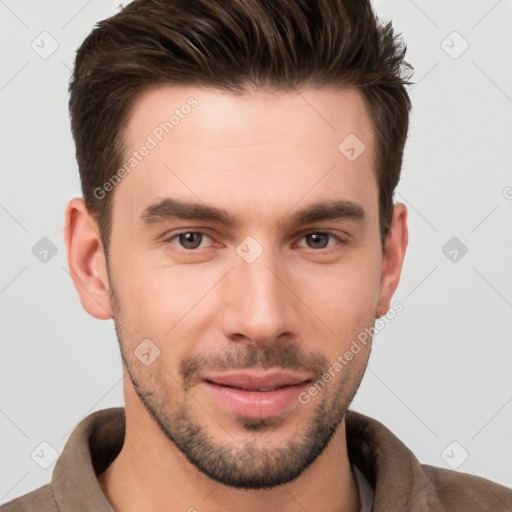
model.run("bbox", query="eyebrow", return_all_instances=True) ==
[140,197,365,229]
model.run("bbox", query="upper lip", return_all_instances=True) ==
[203,370,312,391]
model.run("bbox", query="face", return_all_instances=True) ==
[83,85,404,489]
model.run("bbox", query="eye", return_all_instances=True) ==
[165,231,213,250]
[297,232,343,250]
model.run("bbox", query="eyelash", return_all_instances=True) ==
[162,230,347,253]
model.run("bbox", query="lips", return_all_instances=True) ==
[203,370,312,391]
[201,370,312,419]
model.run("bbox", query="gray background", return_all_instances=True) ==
[1,0,511,503]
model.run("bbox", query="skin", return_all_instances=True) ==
[64,85,408,512]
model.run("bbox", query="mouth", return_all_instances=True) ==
[204,369,311,390]
[201,370,312,418]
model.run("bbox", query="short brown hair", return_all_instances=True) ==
[69,0,412,256]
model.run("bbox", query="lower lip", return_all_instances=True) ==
[203,381,310,418]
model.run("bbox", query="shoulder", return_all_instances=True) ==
[423,464,512,511]
[0,484,58,512]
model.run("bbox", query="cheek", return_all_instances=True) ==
[110,253,224,337]
[297,254,381,341]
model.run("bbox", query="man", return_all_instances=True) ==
[2,0,511,511]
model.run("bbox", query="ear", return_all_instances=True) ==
[64,197,113,320]
[376,203,408,317]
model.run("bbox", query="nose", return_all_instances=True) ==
[219,245,298,347]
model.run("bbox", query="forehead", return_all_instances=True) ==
[125,85,374,150]
[113,85,378,227]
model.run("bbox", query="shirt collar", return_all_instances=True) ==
[52,407,124,512]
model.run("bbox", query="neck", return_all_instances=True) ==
[98,383,360,512]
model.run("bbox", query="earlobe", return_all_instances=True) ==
[376,203,408,317]
[64,198,113,320]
